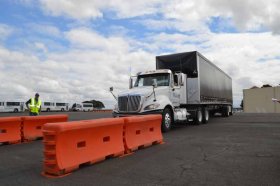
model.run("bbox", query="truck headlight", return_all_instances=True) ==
[144,103,160,110]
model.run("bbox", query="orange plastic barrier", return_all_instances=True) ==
[123,114,163,153]
[0,117,22,144]
[43,118,124,176]
[22,115,68,141]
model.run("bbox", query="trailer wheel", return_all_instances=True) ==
[14,108,18,113]
[195,109,203,125]
[229,106,233,116]
[162,108,173,132]
[61,108,64,112]
[46,108,50,112]
[222,106,230,117]
[202,108,209,124]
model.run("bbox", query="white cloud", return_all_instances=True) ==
[34,42,48,53]
[39,0,161,20]
[161,0,280,33]
[0,28,156,108]
[29,23,62,37]
[106,0,161,18]
[65,28,130,52]
[38,0,280,34]
[40,0,103,19]
[0,24,13,40]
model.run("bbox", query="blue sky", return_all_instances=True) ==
[0,0,280,108]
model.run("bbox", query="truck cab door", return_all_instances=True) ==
[170,74,181,107]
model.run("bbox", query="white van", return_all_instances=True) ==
[82,103,94,112]
[55,102,69,112]
[0,101,25,112]
[41,102,56,112]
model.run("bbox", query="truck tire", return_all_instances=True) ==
[229,106,233,116]
[222,106,230,117]
[162,108,173,132]
[202,108,209,124]
[195,109,203,125]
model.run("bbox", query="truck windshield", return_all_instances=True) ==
[134,73,170,87]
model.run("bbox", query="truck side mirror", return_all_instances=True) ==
[129,77,133,89]
[179,75,184,86]
[109,87,117,100]
[152,79,158,88]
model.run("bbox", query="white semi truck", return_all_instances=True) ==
[111,51,233,132]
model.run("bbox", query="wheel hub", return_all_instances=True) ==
[165,113,171,128]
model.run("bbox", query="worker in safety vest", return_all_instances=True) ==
[25,93,42,116]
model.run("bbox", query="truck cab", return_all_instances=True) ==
[112,69,189,132]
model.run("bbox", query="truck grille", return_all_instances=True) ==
[118,95,141,112]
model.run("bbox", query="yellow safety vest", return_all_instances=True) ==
[30,98,42,114]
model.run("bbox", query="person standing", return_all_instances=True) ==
[26,93,42,116]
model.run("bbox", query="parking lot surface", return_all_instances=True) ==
[0,112,280,186]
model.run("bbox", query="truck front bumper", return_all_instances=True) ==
[112,109,163,117]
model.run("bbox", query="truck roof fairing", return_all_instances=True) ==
[139,69,172,75]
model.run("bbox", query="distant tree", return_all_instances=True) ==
[261,84,272,88]
[240,99,243,109]
[83,100,105,109]
[250,86,259,89]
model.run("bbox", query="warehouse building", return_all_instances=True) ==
[243,87,280,113]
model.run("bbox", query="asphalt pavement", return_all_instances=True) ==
[0,112,280,186]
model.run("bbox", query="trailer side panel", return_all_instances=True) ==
[198,55,232,104]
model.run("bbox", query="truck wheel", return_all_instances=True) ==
[162,108,173,132]
[195,109,203,125]
[229,106,233,116]
[202,108,209,124]
[222,106,230,117]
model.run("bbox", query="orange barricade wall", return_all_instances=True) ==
[43,118,124,176]
[123,114,163,153]
[0,117,22,144]
[22,115,68,141]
